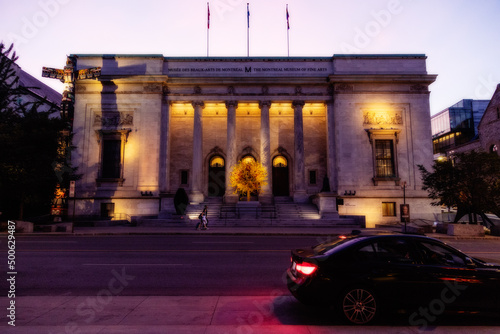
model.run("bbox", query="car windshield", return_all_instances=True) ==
[312,236,362,255]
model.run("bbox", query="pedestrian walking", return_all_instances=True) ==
[195,205,209,230]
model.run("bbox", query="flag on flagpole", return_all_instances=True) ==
[286,4,290,30]
[247,3,250,28]
[207,2,210,29]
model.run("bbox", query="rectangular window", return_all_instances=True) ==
[180,170,189,185]
[375,140,395,177]
[382,202,396,217]
[309,170,317,185]
[102,139,121,178]
[100,202,115,219]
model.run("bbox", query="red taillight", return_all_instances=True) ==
[296,262,318,275]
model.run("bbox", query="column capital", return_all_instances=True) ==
[292,100,305,107]
[259,100,272,108]
[192,101,205,108]
[225,100,238,108]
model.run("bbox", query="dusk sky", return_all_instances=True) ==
[1,0,499,114]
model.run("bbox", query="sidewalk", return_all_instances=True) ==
[3,295,498,333]
[15,222,497,240]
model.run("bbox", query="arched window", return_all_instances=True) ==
[273,156,287,167]
[210,156,225,167]
[241,155,256,164]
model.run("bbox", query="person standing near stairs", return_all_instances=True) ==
[196,205,209,230]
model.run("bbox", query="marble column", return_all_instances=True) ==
[259,101,273,204]
[325,100,338,193]
[317,100,339,218]
[190,101,204,204]
[224,100,239,203]
[159,97,171,194]
[293,100,308,203]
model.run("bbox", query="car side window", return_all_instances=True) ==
[354,239,416,264]
[418,241,466,267]
[355,244,377,261]
[373,240,416,264]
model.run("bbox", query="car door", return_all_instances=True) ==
[414,240,500,311]
[351,237,430,310]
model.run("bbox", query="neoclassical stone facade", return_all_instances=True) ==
[71,54,439,227]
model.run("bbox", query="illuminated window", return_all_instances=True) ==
[210,156,225,167]
[366,129,400,185]
[491,144,498,153]
[382,202,396,217]
[273,156,287,167]
[241,155,256,164]
[375,140,395,177]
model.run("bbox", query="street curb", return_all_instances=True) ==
[2,228,499,240]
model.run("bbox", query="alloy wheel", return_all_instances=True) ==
[342,288,377,325]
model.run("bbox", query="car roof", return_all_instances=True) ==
[348,233,443,243]
[314,232,446,255]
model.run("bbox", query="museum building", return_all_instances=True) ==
[70,54,438,228]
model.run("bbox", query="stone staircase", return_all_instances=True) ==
[140,196,361,227]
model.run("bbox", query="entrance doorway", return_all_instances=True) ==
[272,155,289,196]
[208,155,225,197]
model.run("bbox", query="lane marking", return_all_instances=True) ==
[16,249,290,252]
[82,263,191,266]
[19,241,78,243]
[192,242,254,244]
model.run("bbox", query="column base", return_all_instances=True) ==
[189,191,205,204]
[315,192,340,219]
[293,191,309,203]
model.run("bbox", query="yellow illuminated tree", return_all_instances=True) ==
[229,159,268,201]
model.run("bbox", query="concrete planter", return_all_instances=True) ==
[447,223,484,236]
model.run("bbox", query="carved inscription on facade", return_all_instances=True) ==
[94,112,134,127]
[363,109,403,125]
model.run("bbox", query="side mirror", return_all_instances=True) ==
[465,257,476,268]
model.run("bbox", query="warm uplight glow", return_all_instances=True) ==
[303,102,326,116]
[296,262,318,275]
[171,103,194,116]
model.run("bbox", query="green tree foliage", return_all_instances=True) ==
[0,43,76,220]
[419,151,500,225]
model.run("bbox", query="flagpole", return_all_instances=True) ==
[207,2,210,57]
[247,3,250,57]
[286,4,290,57]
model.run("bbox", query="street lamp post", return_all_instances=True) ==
[401,181,407,233]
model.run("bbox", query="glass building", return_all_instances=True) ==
[431,99,489,157]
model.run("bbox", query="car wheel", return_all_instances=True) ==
[339,287,378,325]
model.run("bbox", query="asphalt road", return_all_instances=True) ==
[1,234,327,296]
[1,234,500,297]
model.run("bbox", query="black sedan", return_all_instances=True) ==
[286,232,500,325]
